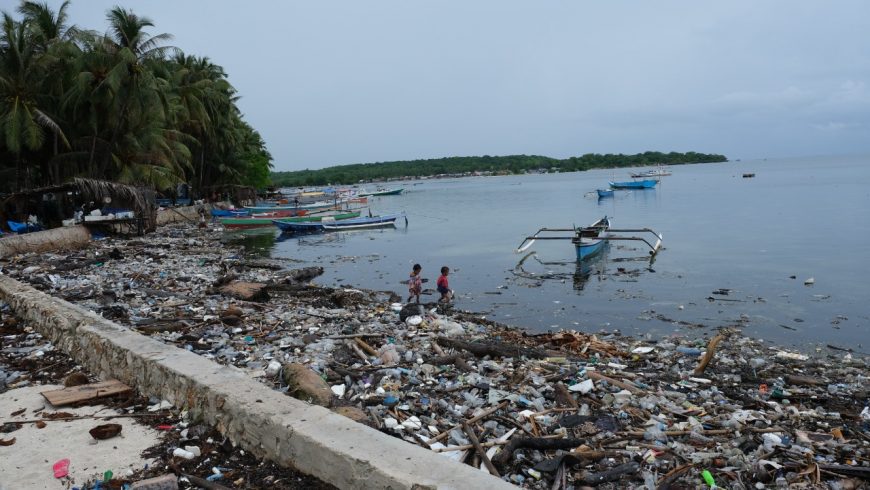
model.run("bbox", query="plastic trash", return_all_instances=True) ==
[676,346,703,356]
[568,379,595,394]
[53,458,70,478]
[172,448,196,460]
[701,469,717,488]
[331,384,346,398]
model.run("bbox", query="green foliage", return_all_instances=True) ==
[271,152,727,187]
[0,1,271,192]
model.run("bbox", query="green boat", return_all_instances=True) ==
[358,188,403,197]
[220,211,361,229]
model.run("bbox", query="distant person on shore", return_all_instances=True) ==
[408,263,423,304]
[437,266,453,303]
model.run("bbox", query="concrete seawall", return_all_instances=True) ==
[0,275,514,489]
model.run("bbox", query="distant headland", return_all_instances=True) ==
[271,152,727,186]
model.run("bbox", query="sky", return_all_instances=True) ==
[31,1,870,171]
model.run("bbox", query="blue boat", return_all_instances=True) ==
[596,189,614,198]
[609,179,658,189]
[516,216,663,261]
[273,213,405,233]
[245,200,347,214]
[571,217,611,260]
[210,209,250,217]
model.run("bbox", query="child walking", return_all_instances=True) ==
[437,266,453,303]
[408,264,423,303]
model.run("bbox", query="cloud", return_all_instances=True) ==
[812,121,860,131]
[714,86,813,111]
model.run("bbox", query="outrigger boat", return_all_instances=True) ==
[358,188,403,197]
[516,216,663,261]
[273,213,406,233]
[596,189,614,198]
[221,210,360,229]
[609,179,658,189]
[243,200,350,214]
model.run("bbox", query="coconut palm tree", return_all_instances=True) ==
[0,12,67,189]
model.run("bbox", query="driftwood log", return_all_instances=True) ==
[428,354,473,372]
[693,333,725,375]
[492,437,588,467]
[436,337,547,359]
[579,462,640,485]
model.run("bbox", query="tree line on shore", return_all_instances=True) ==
[0,1,272,195]
[271,151,727,187]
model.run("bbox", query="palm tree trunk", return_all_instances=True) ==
[198,142,205,191]
[88,135,97,178]
[16,153,23,192]
[52,132,59,185]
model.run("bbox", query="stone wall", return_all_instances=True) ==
[0,275,513,490]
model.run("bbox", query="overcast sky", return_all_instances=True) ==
[46,1,870,171]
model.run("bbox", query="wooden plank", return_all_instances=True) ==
[41,380,132,407]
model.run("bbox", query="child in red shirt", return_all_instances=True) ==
[437,266,453,303]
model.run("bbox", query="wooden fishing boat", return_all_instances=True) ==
[210,209,250,217]
[516,216,663,261]
[358,188,403,197]
[630,166,671,178]
[596,189,614,198]
[609,179,658,189]
[243,200,348,214]
[221,210,358,229]
[273,213,405,233]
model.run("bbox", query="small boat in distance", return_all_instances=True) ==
[609,179,658,189]
[596,189,614,198]
[358,188,403,197]
[516,216,663,261]
[273,213,405,233]
[630,166,671,178]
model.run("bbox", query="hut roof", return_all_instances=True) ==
[3,178,153,215]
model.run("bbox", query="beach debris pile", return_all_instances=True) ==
[2,222,869,488]
[0,312,334,489]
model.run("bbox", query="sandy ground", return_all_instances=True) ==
[0,384,161,490]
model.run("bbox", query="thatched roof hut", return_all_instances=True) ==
[2,178,156,231]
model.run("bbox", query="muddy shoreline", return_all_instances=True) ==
[2,222,869,488]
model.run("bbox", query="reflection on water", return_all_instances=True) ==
[573,245,610,291]
[221,228,277,258]
[274,226,409,247]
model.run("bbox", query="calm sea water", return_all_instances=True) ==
[226,155,870,350]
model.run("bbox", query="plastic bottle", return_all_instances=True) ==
[677,346,703,356]
[701,469,717,488]
[643,426,667,442]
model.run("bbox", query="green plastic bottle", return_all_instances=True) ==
[701,469,716,488]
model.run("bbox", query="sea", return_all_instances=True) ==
[225,155,870,351]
